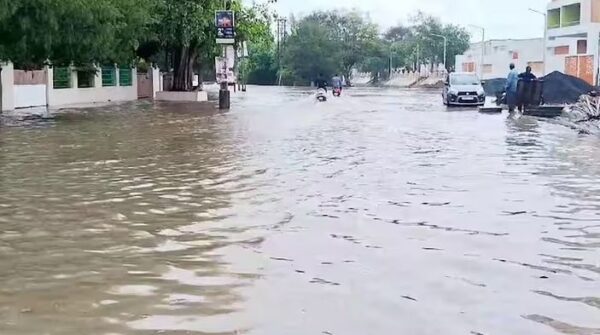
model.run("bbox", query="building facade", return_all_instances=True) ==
[0,62,139,112]
[545,0,600,85]
[455,39,545,79]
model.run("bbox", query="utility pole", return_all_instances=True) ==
[218,0,232,109]
[529,8,547,76]
[416,44,420,73]
[389,50,393,78]
[0,66,3,112]
[276,16,280,69]
[430,34,448,71]
[470,25,485,77]
[276,17,287,85]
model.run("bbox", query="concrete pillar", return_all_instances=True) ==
[93,65,102,88]
[114,64,119,87]
[45,65,53,108]
[71,66,78,89]
[151,67,160,99]
[591,28,600,85]
[1,62,15,112]
[132,68,138,97]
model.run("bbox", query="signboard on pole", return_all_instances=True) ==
[215,46,236,84]
[216,11,235,44]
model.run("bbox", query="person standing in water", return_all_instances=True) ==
[505,63,519,112]
[518,66,537,82]
[517,66,537,111]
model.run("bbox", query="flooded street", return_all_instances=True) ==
[1,86,599,335]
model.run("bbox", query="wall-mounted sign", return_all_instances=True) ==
[216,11,235,44]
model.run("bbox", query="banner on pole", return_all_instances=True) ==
[215,46,236,84]
[216,11,235,44]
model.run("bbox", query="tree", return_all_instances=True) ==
[240,38,277,85]
[279,10,380,84]
[139,0,274,91]
[303,10,380,79]
[384,25,412,43]
[0,0,153,69]
[281,21,342,85]
[151,0,220,91]
[407,12,470,70]
[231,2,274,84]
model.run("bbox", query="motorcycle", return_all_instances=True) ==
[316,88,327,102]
[332,87,342,97]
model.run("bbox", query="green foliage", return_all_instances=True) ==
[277,10,378,84]
[155,0,217,49]
[232,2,274,85]
[0,0,272,90]
[234,3,273,49]
[304,10,380,78]
[240,40,277,85]
[141,0,273,90]
[384,12,471,71]
[282,21,342,85]
[241,9,471,86]
[0,0,153,68]
[353,12,471,81]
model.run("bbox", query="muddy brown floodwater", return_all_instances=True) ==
[0,86,599,335]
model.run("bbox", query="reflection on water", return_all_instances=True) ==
[0,87,598,335]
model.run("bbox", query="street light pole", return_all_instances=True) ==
[469,25,485,78]
[389,43,394,78]
[529,8,547,76]
[430,33,448,71]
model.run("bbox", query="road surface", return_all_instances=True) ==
[0,86,599,334]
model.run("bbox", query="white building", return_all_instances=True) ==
[1,62,140,112]
[455,38,545,80]
[545,0,600,85]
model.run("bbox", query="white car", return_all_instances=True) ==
[442,72,486,106]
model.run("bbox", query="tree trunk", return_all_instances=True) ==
[172,46,197,91]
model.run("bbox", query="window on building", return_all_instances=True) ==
[483,64,492,74]
[77,70,95,88]
[554,46,570,55]
[577,40,587,54]
[547,8,561,28]
[53,67,71,89]
[594,0,600,22]
[561,3,581,27]
[462,62,475,73]
[512,52,519,60]
[102,65,116,87]
[527,62,544,75]
[119,67,133,86]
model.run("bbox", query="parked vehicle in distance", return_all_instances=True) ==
[442,72,486,106]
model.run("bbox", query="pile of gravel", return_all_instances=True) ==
[541,71,595,104]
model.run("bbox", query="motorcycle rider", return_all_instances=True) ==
[315,73,328,92]
[331,74,343,95]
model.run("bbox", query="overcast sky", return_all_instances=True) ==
[266,0,549,41]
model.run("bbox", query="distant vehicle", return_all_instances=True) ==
[316,88,327,102]
[332,87,342,97]
[442,72,486,107]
